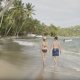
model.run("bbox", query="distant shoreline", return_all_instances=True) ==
[47,36,80,38]
[0,36,80,41]
[58,36,80,38]
[0,36,17,41]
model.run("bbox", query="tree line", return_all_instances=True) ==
[0,0,79,37]
[0,0,59,36]
[0,0,60,37]
[58,25,80,37]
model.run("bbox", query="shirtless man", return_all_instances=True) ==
[40,37,49,65]
[50,37,61,66]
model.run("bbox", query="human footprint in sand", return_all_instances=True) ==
[40,37,49,65]
[50,37,61,66]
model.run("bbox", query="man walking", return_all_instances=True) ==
[50,37,61,66]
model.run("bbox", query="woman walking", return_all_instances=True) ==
[50,37,61,66]
[40,37,49,65]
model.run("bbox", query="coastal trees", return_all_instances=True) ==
[0,0,24,36]
[0,0,15,36]
[0,10,13,35]
[49,24,58,37]
[8,1,36,37]
[10,0,24,37]
[58,25,80,37]
[0,0,61,37]
[0,0,37,37]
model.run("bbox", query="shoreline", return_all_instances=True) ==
[47,36,80,39]
[0,36,18,41]
[0,36,80,41]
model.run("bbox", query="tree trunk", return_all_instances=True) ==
[6,20,15,36]
[5,25,8,34]
[0,0,8,28]
[18,20,26,34]
[16,33,19,38]
[14,30,16,36]
[27,14,29,18]
[0,14,3,27]
[16,20,26,37]
[0,0,15,17]
[15,20,20,37]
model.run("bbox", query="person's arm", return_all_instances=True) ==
[40,42,42,53]
[47,42,49,51]
[50,42,53,52]
[59,42,61,54]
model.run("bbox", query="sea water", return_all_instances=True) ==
[12,37,80,56]
[12,37,80,77]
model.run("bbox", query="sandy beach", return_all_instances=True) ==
[0,54,80,80]
[0,38,80,80]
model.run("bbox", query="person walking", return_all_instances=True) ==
[50,37,61,66]
[40,37,49,65]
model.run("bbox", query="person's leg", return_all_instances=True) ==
[42,52,47,65]
[53,56,56,65]
[44,52,47,65]
[42,52,44,64]
[55,56,57,66]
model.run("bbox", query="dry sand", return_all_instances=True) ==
[0,59,27,80]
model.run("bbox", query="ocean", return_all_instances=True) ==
[12,37,80,56]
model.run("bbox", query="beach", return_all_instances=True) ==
[0,37,80,80]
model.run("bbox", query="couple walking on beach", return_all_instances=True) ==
[40,37,61,66]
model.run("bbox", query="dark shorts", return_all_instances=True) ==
[42,49,47,53]
[52,48,59,56]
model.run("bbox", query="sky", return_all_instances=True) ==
[22,0,80,28]
[2,0,80,28]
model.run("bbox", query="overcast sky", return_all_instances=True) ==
[2,0,80,28]
[22,0,80,28]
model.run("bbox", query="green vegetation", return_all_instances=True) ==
[58,25,80,37]
[0,0,80,37]
[0,0,59,37]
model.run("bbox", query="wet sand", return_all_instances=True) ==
[0,59,79,80]
[0,39,80,80]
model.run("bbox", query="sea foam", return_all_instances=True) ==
[13,39,34,46]
[62,49,80,56]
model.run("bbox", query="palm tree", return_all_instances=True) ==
[25,3,35,18]
[9,0,24,37]
[10,0,24,19]
[14,2,36,37]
